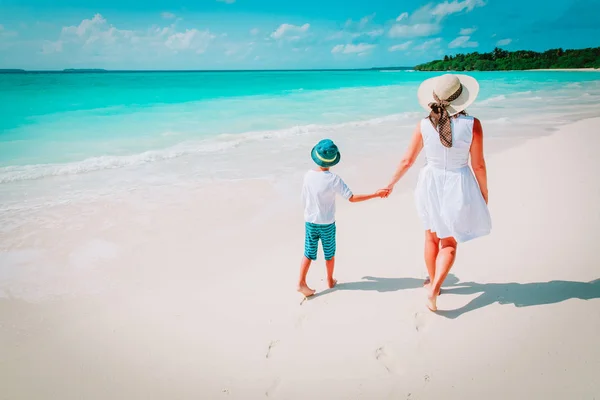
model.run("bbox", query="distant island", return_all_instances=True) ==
[415,47,600,71]
[370,66,414,71]
[63,69,108,73]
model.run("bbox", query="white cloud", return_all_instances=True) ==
[331,43,376,55]
[345,14,376,30]
[326,31,345,41]
[250,28,260,36]
[359,13,376,28]
[57,14,216,58]
[0,24,18,38]
[365,29,384,37]
[389,23,440,38]
[151,26,172,38]
[389,0,485,39]
[61,16,136,50]
[270,23,310,40]
[217,0,236,3]
[496,38,512,46]
[351,28,384,39]
[41,40,63,54]
[460,27,476,35]
[396,12,409,21]
[431,0,486,18]
[414,38,442,51]
[165,29,215,53]
[62,13,107,37]
[161,12,176,19]
[448,35,478,48]
[389,41,413,52]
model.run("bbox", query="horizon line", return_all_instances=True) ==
[0,66,416,73]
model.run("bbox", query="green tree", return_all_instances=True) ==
[414,46,600,71]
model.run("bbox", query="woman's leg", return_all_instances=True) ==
[424,230,439,289]
[427,236,458,311]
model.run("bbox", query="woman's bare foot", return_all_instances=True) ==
[297,284,316,297]
[426,292,438,312]
[327,278,337,289]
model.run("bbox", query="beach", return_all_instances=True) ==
[1,71,600,399]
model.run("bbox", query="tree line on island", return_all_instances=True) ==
[415,47,600,71]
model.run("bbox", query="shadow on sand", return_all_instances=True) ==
[311,275,600,320]
[312,274,459,298]
[436,278,600,319]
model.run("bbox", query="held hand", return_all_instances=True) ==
[376,189,390,198]
[383,184,395,198]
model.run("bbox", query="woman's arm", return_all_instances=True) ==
[470,118,488,204]
[385,123,424,194]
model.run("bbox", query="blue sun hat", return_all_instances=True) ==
[311,139,341,167]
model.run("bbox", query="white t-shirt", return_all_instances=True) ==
[302,170,353,224]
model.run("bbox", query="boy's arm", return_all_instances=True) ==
[334,176,387,203]
[349,190,388,202]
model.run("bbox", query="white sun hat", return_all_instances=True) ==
[417,74,480,116]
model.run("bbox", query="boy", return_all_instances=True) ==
[298,138,388,297]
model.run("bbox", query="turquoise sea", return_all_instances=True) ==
[3,70,600,165]
[1,70,600,211]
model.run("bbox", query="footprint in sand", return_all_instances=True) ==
[375,346,399,374]
[414,311,429,332]
[266,340,279,359]
[265,377,280,397]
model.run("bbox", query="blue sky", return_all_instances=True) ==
[0,0,598,70]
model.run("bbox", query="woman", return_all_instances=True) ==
[383,74,491,312]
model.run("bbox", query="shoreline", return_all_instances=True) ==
[415,67,600,72]
[524,67,600,72]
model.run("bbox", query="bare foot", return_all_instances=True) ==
[297,284,316,297]
[426,292,438,312]
[327,278,337,289]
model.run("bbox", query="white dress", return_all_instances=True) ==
[415,115,491,242]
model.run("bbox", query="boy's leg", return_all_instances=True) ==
[320,223,337,288]
[298,223,318,297]
[325,257,336,289]
[298,256,315,297]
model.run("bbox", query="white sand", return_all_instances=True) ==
[1,117,600,399]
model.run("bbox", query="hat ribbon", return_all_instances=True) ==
[428,84,463,148]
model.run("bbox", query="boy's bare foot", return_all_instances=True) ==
[327,278,337,289]
[297,284,316,297]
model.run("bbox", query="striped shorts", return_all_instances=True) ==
[304,222,336,261]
